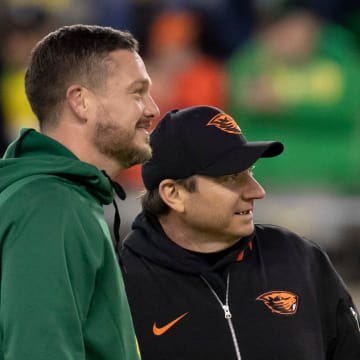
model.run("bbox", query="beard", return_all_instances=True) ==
[93,117,152,169]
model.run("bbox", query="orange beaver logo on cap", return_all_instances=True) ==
[256,291,299,315]
[206,113,242,134]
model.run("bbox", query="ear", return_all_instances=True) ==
[66,84,90,120]
[159,179,185,213]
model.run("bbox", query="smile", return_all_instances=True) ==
[235,210,252,215]
[137,119,152,131]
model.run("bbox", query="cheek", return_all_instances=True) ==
[189,194,235,222]
[122,100,144,122]
[106,94,135,113]
[210,190,239,209]
[105,102,138,127]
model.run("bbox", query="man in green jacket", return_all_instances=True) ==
[0,24,159,359]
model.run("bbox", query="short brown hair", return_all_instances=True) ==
[25,24,138,129]
[141,176,197,218]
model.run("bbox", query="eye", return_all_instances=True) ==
[227,174,239,182]
[129,80,150,98]
[217,174,239,184]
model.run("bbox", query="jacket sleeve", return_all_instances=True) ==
[312,243,360,359]
[328,298,360,359]
[1,190,101,359]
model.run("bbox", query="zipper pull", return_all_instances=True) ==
[223,305,232,319]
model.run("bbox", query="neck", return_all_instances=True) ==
[43,126,124,179]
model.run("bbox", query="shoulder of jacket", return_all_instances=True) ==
[255,223,302,239]
[254,223,321,251]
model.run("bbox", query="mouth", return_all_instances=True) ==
[137,119,152,131]
[136,124,150,141]
[136,127,149,135]
[235,210,252,215]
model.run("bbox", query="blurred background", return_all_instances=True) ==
[0,0,360,305]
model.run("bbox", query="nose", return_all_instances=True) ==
[144,94,160,119]
[243,175,266,200]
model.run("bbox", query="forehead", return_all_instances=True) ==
[107,49,151,84]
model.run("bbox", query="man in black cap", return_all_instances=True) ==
[119,105,360,360]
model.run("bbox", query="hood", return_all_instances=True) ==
[122,212,255,275]
[0,128,114,204]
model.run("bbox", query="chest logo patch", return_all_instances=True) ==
[256,291,299,315]
[152,312,188,336]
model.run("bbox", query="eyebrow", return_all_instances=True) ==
[127,79,151,91]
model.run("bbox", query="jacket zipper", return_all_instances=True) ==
[201,273,242,360]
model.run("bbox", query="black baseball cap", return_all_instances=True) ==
[142,106,284,190]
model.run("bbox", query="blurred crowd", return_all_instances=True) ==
[1,0,360,280]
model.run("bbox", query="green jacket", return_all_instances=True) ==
[0,129,140,360]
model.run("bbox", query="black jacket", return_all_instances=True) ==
[119,213,360,360]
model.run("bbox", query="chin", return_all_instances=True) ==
[132,144,153,165]
[238,225,255,238]
[140,145,152,161]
